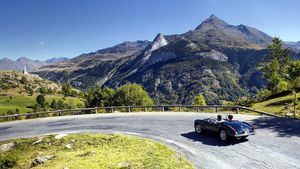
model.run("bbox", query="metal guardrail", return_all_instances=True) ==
[0,105,281,121]
[236,106,282,117]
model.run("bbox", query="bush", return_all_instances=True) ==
[256,89,272,101]
[113,83,153,106]
[85,86,115,107]
[235,97,255,107]
[275,80,289,93]
[36,95,46,107]
[0,154,18,169]
[194,94,206,106]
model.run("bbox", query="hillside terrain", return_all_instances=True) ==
[252,92,300,117]
[0,71,83,115]
[0,94,83,116]
[0,71,61,94]
[34,15,300,104]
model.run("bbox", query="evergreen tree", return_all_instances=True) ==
[36,95,46,108]
[62,83,72,96]
[287,60,300,89]
[50,99,58,110]
[57,100,65,109]
[259,37,291,93]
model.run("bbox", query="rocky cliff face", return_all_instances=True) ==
[33,15,300,104]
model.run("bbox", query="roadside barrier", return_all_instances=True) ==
[0,105,281,122]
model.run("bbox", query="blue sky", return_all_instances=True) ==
[1,0,299,60]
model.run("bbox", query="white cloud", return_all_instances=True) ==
[39,41,47,46]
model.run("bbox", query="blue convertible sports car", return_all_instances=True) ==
[194,115,255,141]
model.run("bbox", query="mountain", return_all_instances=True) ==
[185,15,273,49]
[285,41,300,53]
[34,15,299,104]
[46,57,69,64]
[0,57,69,72]
[35,41,151,89]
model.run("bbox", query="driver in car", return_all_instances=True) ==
[217,115,224,122]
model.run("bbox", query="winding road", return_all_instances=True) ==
[0,112,299,169]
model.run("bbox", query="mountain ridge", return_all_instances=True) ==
[0,57,69,72]
[33,15,300,104]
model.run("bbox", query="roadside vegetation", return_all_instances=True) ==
[85,83,153,107]
[0,94,84,116]
[0,79,153,121]
[0,133,194,169]
[0,71,84,116]
[235,38,300,117]
[252,91,300,117]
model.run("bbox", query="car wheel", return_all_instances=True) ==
[195,124,202,134]
[219,129,227,141]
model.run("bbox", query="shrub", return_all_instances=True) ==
[36,95,46,107]
[194,94,206,106]
[113,83,153,106]
[256,89,272,101]
[0,154,18,169]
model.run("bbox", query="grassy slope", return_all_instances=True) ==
[0,94,84,115]
[252,92,300,116]
[0,134,194,169]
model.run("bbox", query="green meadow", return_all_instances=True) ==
[0,94,84,116]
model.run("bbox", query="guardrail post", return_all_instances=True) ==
[128,107,131,112]
[236,108,239,114]
[215,107,218,113]
[95,107,98,114]
[161,106,164,112]
[144,107,147,112]
[197,107,199,112]
[179,106,181,112]
[111,107,114,113]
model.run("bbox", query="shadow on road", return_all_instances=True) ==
[251,116,300,137]
[181,131,248,146]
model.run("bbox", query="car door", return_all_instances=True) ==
[206,119,219,132]
[200,119,211,130]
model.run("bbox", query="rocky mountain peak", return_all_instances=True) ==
[152,33,168,49]
[140,33,168,62]
[195,14,230,30]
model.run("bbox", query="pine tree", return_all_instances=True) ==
[259,37,291,93]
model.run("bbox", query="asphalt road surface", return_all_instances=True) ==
[0,112,299,169]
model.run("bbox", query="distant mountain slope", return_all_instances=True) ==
[35,41,151,89]
[285,41,300,53]
[0,57,69,72]
[34,15,300,104]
